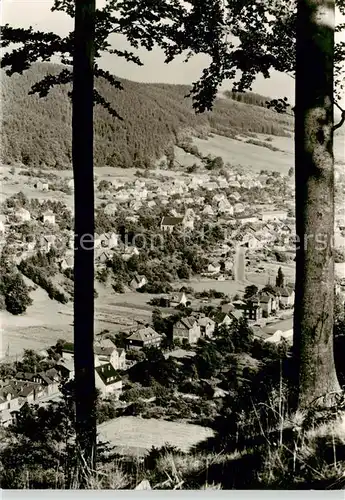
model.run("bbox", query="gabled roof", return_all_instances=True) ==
[36,373,54,385]
[161,216,184,226]
[0,384,19,399]
[131,273,147,284]
[18,385,36,398]
[57,359,75,373]
[61,342,74,353]
[61,256,74,267]
[15,372,35,381]
[170,292,186,302]
[274,286,294,297]
[45,368,59,380]
[227,310,242,320]
[94,346,115,357]
[197,317,215,327]
[211,312,230,324]
[176,316,197,330]
[127,326,162,342]
[95,364,121,386]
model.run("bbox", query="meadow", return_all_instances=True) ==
[98,416,215,456]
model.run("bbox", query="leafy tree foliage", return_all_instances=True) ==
[244,285,258,299]
[0,271,32,315]
[276,267,285,288]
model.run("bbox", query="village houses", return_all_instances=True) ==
[34,181,49,191]
[95,364,123,398]
[173,316,201,344]
[125,326,163,350]
[41,210,56,225]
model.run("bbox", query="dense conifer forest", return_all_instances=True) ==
[1,63,292,169]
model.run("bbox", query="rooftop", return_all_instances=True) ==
[95,364,121,386]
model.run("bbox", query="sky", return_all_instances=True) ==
[1,0,345,108]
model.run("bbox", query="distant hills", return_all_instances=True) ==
[1,63,293,169]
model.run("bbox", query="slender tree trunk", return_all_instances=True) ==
[294,0,340,408]
[72,0,97,481]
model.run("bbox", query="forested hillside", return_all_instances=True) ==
[224,90,275,107]
[1,63,293,169]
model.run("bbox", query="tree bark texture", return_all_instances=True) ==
[72,0,97,481]
[294,0,341,408]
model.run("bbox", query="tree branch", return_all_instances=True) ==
[333,110,345,131]
[332,100,345,131]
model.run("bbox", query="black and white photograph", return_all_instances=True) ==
[0,0,345,491]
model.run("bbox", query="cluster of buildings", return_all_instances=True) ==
[0,337,126,428]
[3,164,344,281]
[0,367,61,427]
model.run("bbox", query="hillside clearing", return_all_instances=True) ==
[97,416,214,456]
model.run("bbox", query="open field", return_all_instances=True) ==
[1,274,250,359]
[0,260,297,359]
[193,134,293,175]
[192,133,344,175]
[97,416,214,456]
[186,278,247,295]
[0,284,155,360]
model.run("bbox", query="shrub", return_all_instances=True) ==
[112,281,125,293]
[246,138,280,152]
[274,251,289,263]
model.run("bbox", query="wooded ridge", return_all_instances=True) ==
[1,63,292,170]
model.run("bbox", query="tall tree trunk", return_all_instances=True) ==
[72,0,97,481]
[294,0,340,408]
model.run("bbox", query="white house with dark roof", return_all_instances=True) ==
[32,368,60,396]
[129,273,148,291]
[160,216,184,233]
[170,291,187,308]
[95,364,122,398]
[211,311,233,327]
